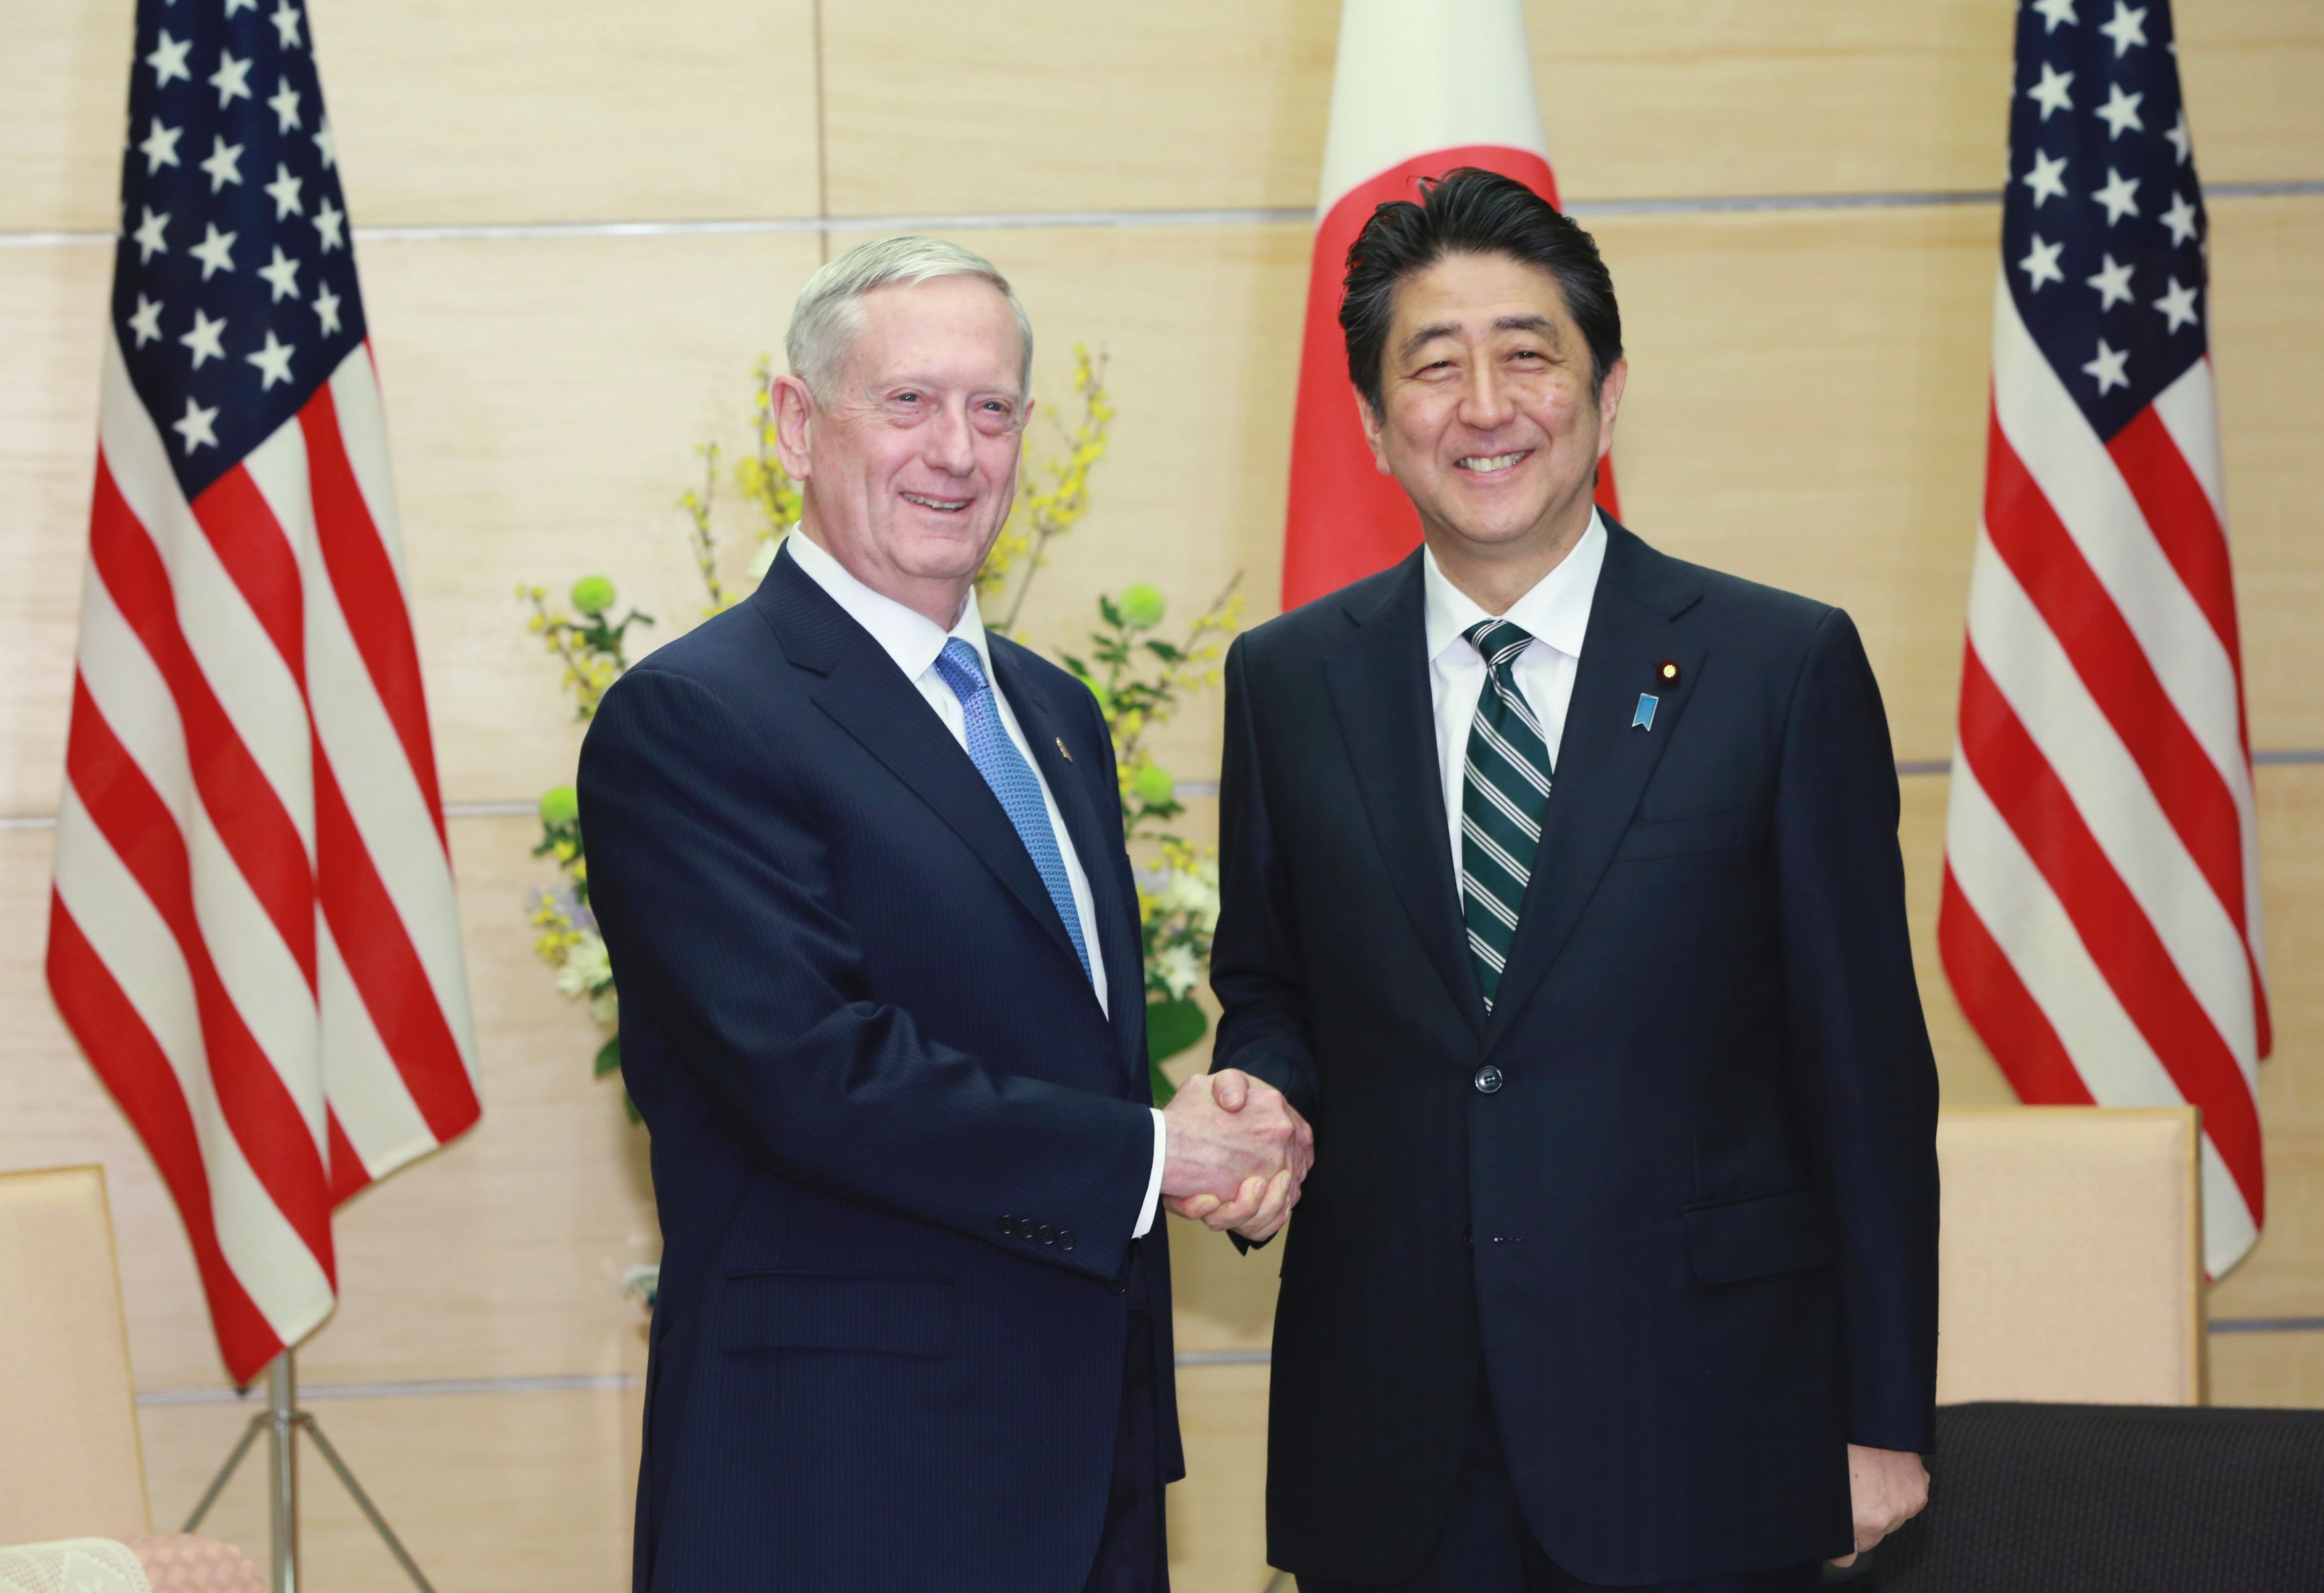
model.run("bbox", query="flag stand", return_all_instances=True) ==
[182,1352,438,1593]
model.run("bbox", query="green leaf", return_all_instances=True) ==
[1144,639,1184,663]
[1149,1059,1178,1107]
[1145,995,1206,1064]
[594,1033,622,1078]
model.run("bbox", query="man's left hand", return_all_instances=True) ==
[1832,1444,1928,1567]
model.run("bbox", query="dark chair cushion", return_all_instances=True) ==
[1870,1402,2324,1592]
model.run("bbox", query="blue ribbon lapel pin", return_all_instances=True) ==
[1632,693,1659,731]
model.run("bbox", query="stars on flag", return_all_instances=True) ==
[2085,252,2135,310]
[198,133,244,193]
[2164,109,2191,164]
[180,307,228,369]
[2159,191,2199,246]
[2082,338,2131,394]
[145,31,193,88]
[208,49,254,110]
[2098,1,2148,56]
[172,395,221,455]
[245,329,296,390]
[127,295,165,349]
[112,0,366,495]
[2020,234,2066,291]
[139,118,183,175]
[267,76,301,133]
[263,162,303,219]
[2027,62,2074,120]
[2031,0,2078,33]
[258,246,302,303]
[2095,82,2144,139]
[189,222,238,279]
[2023,149,2070,205]
[131,206,171,263]
[2153,276,2200,333]
[2092,166,2141,224]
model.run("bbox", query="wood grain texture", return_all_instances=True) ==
[818,0,2323,218]
[2208,1329,2324,1409]
[0,0,821,234]
[138,1382,641,1592]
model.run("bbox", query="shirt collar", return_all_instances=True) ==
[1422,507,1608,667]
[784,526,994,684]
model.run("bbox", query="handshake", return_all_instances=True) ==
[1157,1069,1314,1242]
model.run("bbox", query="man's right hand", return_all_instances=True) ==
[1158,1068,1313,1241]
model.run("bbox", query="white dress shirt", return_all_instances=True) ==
[1422,509,1608,874]
[784,530,1168,1237]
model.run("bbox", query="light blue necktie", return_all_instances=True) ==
[932,637,1092,981]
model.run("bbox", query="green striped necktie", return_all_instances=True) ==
[1459,618,1553,1010]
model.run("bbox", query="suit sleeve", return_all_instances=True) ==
[1208,635,1322,1127]
[578,663,1155,1282]
[1774,608,1942,1454]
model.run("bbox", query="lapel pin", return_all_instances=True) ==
[1054,736,1073,763]
[1656,659,1681,687]
[1633,693,1659,731]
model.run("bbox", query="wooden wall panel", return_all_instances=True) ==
[1167,1364,1274,1592]
[820,0,2323,218]
[2210,1330,2324,1409]
[0,0,821,234]
[139,1383,640,1592]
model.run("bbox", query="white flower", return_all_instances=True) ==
[1154,942,1201,1000]
[588,985,620,1028]
[1154,863,1220,933]
[558,930,612,999]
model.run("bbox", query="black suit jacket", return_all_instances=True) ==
[1210,521,1939,1586]
[580,546,1181,1592]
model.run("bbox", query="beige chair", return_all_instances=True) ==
[0,1165,151,1544]
[1935,1106,2204,1407]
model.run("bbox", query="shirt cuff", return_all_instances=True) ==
[1131,1108,1167,1238]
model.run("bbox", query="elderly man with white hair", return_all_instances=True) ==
[579,237,1313,1592]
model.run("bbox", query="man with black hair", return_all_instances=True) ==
[1202,169,1939,1592]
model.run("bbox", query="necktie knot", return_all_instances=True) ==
[933,637,989,704]
[1464,618,1535,679]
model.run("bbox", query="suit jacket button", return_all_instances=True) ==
[999,1215,1020,1237]
[1037,1223,1057,1246]
[1473,1064,1504,1095]
[1058,1229,1077,1252]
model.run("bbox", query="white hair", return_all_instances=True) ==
[784,235,1035,400]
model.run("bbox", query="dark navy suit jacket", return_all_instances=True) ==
[580,546,1180,1592]
[1210,521,1940,1586]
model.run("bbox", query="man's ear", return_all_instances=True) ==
[770,372,815,481]
[1353,385,1394,477]
[1592,356,1629,462]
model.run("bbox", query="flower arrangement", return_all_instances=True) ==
[521,352,1236,1115]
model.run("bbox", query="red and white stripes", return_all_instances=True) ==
[1941,278,2267,1275]
[49,333,479,1384]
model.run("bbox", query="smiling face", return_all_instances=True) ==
[772,274,1029,626]
[1361,250,1625,582]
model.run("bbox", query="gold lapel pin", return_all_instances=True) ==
[1055,736,1073,763]
[1657,659,1681,686]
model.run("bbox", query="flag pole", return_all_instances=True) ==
[182,1349,440,1593]
[266,1355,298,1592]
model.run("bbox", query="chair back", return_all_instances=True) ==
[1936,1106,2203,1406]
[0,1165,151,1542]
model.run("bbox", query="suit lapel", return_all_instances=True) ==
[1481,523,1705,1054]
[756,552,1092,988]
[993,644,1147,1084]
[1325,554,1487,1037]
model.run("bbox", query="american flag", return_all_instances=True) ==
[1940,0,2266,1275]
[46,0,481,1386]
